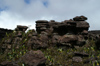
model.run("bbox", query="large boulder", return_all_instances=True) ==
[59,35,78,47]
[27,33,48,49]
[76,21,89,35]
[20,50,46,66]
[73,16,87,21]
[15,25,28,32]
[76,21,89,28]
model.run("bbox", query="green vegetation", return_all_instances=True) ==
[0,30,100,66]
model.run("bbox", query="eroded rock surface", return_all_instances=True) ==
[20,50,46,66]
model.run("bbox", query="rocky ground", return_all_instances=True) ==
[0,16,100,66]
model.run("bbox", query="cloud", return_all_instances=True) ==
[0,0,100,30]
[0,11,36,30]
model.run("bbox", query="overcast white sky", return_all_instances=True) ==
[0,0,100,31]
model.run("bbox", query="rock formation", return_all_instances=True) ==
[19,50,46,66]
[36,16,89,35]
[36,16,89,48]
[0,16,90,53]
[1,16,100,66]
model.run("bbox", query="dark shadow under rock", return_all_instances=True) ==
[74,52,89,57]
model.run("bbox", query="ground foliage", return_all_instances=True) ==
[0,30,100,66]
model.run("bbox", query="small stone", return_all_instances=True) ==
[72,56,82,62]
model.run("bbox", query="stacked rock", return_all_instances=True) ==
[36,20,49,34]
[73,16,89,35]
[0,16,90,52]
[35,16,90,48]
[36,16,89,35]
